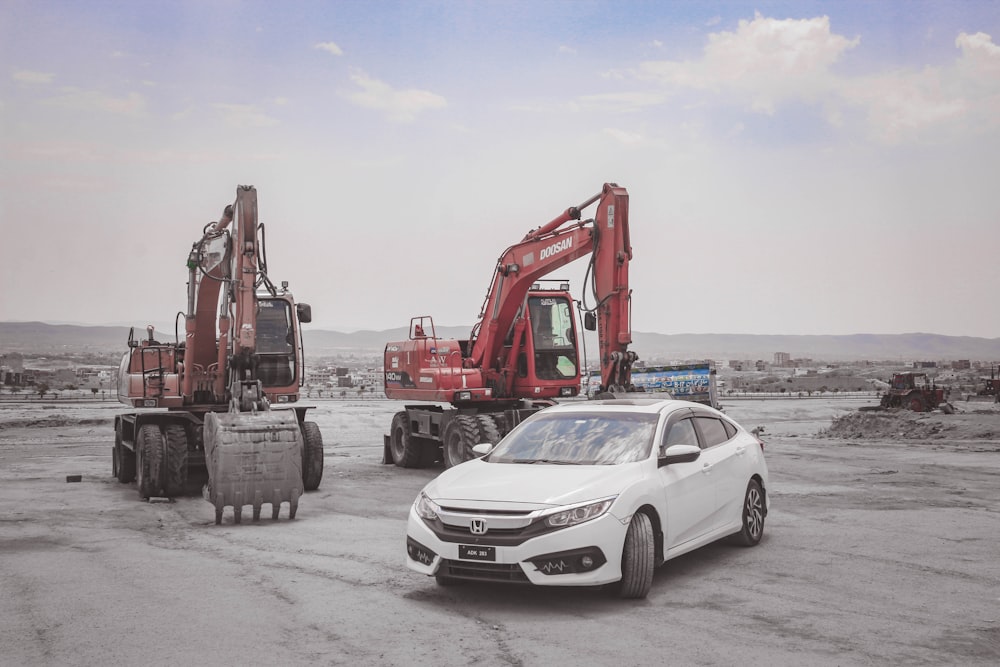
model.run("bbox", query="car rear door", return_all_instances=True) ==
[692,412,748,531]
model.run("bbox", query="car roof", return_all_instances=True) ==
[542,397,704,416]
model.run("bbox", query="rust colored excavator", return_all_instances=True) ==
[383,182,638,468]
[113,185,323,523]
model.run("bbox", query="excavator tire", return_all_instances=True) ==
[442,415,481,469]
[390,411,423,468]
[301,421,324,491]
[202,410,304,524]
[114,421,136,483]
[136,424,165,499]
[163,424,189,496]
[476,414,502,447]
[908,395,926,412]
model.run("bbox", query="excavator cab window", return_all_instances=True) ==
[256,299,295,386]
[527,296,578,380]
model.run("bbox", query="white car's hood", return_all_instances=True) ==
[424,459,645,509]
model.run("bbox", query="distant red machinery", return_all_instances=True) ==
[880,372,945,412]
[383,183,639,468]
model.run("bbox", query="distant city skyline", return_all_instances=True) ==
[2,2,998,337]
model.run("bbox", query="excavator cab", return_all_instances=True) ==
[255,297,297,389]
[513,289,581,396]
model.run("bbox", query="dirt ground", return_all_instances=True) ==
[1,397,999,666]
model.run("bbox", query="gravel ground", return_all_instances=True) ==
[1,397,999,666]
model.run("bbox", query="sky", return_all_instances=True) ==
[1,0,998,338]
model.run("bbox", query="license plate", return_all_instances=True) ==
[459,545,496,561]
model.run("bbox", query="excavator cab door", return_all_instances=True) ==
[512,293,581,397]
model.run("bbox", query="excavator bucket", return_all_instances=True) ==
[202,410,304,525]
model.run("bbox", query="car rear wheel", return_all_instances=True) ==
[730,479,765,546]
[618,512,654,599]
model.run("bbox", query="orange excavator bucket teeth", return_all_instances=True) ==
[202,410,304,525]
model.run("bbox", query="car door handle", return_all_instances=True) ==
[701,463,713,473]
[735,445,746,456]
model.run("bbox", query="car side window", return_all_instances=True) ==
[663,418,699,450]
[694,416,731,448]
[721,419,738,440]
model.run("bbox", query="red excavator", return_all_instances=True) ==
[113,185,323,523]
[383,182,638,468]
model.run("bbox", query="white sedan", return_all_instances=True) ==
[405,398,769,598]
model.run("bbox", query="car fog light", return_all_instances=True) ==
[529,547,607,575]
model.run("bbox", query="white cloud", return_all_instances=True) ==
[44,88,146,115]
[841,68,969,143]
[625,14,1000,144]
[13,70,55,84]
[954,31,1000,98]
[576,91,667,113]
[837,31,1000,143]
[638,13,859,114]
[343,70,446,122]
[603,127,642,144]
[558,45,577,54]
[212,103,280,128]
[315,41,343,56]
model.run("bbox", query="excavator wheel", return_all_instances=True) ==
[908,395,926,412]
[476,414,502,446]
[136,424,165,499]
[163,424,189,496]
[301,421,324,491]
[389,411,423,468]
[442,415,481,469]
[113,421,136,483]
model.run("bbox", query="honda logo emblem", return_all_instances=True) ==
[469,519,488,535]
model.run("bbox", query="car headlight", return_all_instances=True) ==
[544,496,616,528]
[414,492,441,521]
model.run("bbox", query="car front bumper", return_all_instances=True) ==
[405,505,631,587]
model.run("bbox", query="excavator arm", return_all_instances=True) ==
[468,183,637,394]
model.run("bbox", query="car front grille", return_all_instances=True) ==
[439,559,530,583]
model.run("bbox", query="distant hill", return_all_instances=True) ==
[1,321,998,363]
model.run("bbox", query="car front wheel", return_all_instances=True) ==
[731,479,765,546]
[618,512,654,599]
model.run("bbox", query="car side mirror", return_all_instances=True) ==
[472,443,492,457]
[296,303,312,323]
[658,444,701,467]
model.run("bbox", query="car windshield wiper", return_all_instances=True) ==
[511,458,580,465]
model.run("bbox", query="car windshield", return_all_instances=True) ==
[488,412,657,465]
